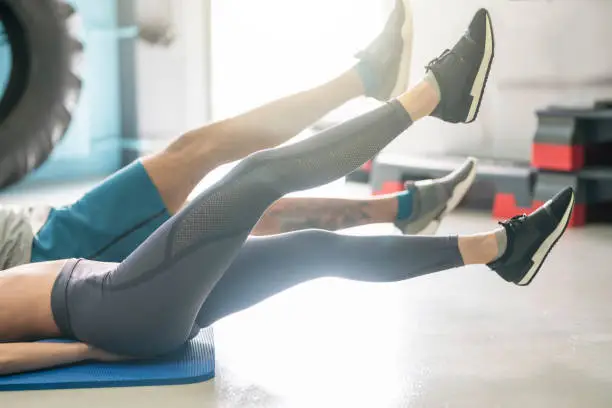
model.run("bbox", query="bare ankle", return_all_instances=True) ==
[369,196,399,223]
[458,233,499,265]
[396,79,441,120]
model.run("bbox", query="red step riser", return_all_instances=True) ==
[531,143,585,172]
[373,181,404,196]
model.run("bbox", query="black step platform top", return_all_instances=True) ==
[535,166,612,204]
[534,108,612,146]
[374,154,531,176]
[538,108,612,120]
[580,166,612,181]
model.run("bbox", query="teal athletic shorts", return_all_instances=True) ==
[31,161,171,263]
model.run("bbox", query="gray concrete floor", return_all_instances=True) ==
[1,180,612,407]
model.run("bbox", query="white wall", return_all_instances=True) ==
[386,0,612,161]
[134,0,210,141]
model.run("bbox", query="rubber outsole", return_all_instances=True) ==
[517,192,575,286]
[465,11,495,123]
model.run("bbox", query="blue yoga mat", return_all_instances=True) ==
[0,328,215,391]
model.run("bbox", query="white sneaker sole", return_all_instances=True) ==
[465,12,494,123]
[416,158,478,235]
[517,192,575,286]
[388,0,414,98]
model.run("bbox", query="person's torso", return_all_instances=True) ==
[0,260,64,342]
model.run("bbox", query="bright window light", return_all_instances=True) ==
[211,0,391,121]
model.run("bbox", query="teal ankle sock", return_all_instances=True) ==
[396,190,414,221]
[354,61,377,97]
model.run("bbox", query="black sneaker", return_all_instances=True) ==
[395,157,477,235]
[355,0,413,101]
[488,187,575,286]
[426,8,495,123]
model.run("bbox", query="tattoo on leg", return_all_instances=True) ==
[258,200,387,234]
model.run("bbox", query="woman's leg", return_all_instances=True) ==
[62,95,420,356]
[199,185,578,327]
[195,230,473,328]
[54,10,494,357]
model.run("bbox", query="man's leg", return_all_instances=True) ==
[142,0,413,213]
[140,69,363,213]
[252,195,398,235]
[253,157,477,235]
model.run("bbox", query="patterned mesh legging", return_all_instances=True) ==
[53,101,462,357]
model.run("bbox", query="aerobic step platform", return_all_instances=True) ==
[496,167,612,227]
[532,106,612,172]
[370,154,535,213]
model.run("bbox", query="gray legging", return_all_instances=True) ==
[50,100,463,357]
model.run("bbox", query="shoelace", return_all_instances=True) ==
[425,48,466,71]
[424,30,472,71]
[499,214,527,232]
[425,49,452,70]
